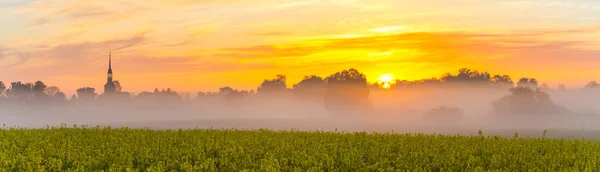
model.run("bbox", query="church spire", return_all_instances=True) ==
[108,52,113,74]
[109,52,112,71]
[105,52,116,93]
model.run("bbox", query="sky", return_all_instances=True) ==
[1,0,600,95]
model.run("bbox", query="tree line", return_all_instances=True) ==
[1,68,598,116]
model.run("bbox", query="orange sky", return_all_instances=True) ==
[1,0,600,96]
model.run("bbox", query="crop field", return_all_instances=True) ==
[2,125,600,171]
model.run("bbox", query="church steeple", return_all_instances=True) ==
[108,52,113,74]
[104,52,116,93]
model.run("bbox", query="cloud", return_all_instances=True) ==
[120,55,274,74]
[46,34,145,60]
[249,31,290,36]
[213,27,600,71]
[0,47,5,59]
[0,0,33,8]
[117,56,202,73]
[0,34,146,80]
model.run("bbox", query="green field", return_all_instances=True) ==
[1,125,600,171]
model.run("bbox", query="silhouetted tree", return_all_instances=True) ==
[215,86,248,103]
[491,75,514,88]
[0,81,5,97]
[226,89,249,104]
[391,80,410,89]
[32,81,49,101]
[70,94,77,101]
[53,91,67,102]
[113,81,122,92]
[585,81,599,89]
[517,78,538,89]
[154,88,182,103]
[417,78,442,87]
[197,91,206,97]
[218,87,234,96]
[76,87,97,101]
[441,68,491,85]
[257,75,288,94]
[46,86,59,97]
[324,68,372,116]
[195,91,220,103]
[491,86,567,116]
[292,75,326,102]
[9,81,33,100]
[134,91,155,103]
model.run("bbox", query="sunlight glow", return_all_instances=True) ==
[378,74,395,89]
[368,51,394,57]
[378,74,394,83]
[371,26,406,33]
[382,82,391,89]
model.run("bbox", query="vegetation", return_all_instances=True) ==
[491,86,569,116]
[2,126,600,171]
[1,67,598,117]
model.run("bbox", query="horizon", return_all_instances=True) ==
[1,65,597,97]
[1,0,600,95]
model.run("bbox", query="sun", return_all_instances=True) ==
[378,74,394,89]
[378,74,394,83]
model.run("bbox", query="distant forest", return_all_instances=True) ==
[1,68,599,117]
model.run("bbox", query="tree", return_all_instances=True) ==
[490,86,566,116]
[197,91,206,97]
[46,86,60,97]
[32,81,49,99]
[585,81,599,89]
[156,88,182,102]
[517,78,538,88]
[441,68,491,84]
[9,81,33,100]
[225,89,249,104]
[218,87,234,96]
[54,91,66,100]
[491,75,514,88]
[134,91,155,103]
[413,78,442,88]
[215,86,248,103]
[324,68,372,116]
[53,91,67,102]
[292,75,326,101]
[138,88,182,104]
[257,75,288,94]
[0,81,5,96]
[113,81,122,92]
[76,87,97,101]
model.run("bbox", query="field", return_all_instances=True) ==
[2,125,600,171]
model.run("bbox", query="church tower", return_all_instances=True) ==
[104,52,116,93]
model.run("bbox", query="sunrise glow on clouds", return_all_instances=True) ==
[1,0,600,95]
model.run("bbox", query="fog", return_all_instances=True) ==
[3,86,600,139]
